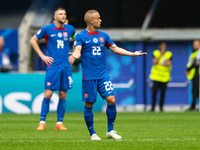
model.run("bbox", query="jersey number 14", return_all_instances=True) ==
[57,40,64,49]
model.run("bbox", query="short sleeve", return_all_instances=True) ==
[74,34,82,47]
[71,26,76,37]
[105,33,115,49]
[68,25,76,39]
[35,26,47,40]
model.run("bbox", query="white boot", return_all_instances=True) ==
[91,133,101,140]
[106,130,122,140]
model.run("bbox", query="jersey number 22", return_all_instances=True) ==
[92,46,101,55]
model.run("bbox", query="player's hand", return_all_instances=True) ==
[133,51,147,56]
[41,55,54,65]
[68,53,77,65]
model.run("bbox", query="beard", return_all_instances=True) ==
[58,19,66,24]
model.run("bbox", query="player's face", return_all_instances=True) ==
[54,10,66,24]
[91,13,102,28]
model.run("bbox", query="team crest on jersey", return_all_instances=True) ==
[99,37,104,42]
[63,32,68,37]
[58,32,62,38]
[93,38,98,43]
[84,93,88,98]
[47,82,51,86]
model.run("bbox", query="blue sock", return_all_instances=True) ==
[84,106,95,136]
[40,98,50,121]
[106,104,117,132]
[57,99,66,122]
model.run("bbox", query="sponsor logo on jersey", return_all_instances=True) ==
[58,32,62,38]
[63,32,68,37]
[37,29,41,35]
[99,37,104,42]
[47,82,51,86]
[51,34,56,37]
[93,38,98,43]
[86,40,91,43]
[64,38,68,41]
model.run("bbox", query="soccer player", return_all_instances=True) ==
[30,8,76,130]
[69,10,147,140]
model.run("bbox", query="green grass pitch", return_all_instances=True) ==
[0,112,200,150]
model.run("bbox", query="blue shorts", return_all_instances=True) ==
[82,77,115,103]
[45,67,72,91]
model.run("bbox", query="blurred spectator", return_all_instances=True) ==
[0,36,12,72]
[185,40,200,111]
[149,41,172,112]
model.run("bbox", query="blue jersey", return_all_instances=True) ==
[36,23,75,69]
[74,29,115,80]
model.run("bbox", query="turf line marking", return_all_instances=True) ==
[0,138,196,143]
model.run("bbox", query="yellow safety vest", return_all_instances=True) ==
[150,50,172,83]
[186,50,198,80]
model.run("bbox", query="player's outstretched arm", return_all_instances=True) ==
[109,44,147,56]
[30,35,54,65]
[68,45,82,65]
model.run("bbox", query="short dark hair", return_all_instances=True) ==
[158,41,166,45]
[55,7,66,13]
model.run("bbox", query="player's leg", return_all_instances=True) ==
[55,67,72,130]
[159,82,167,112]
[82,80,101,140]
[84,101,100,140]
[105,96,116,132]
[37,68,61,130]
[37,89,53,130]
[105,96,121,140]
[151,81,159,111]
[98,78,121,140]
[55,90,68,130]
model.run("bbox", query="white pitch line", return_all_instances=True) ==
[0,138,196,143]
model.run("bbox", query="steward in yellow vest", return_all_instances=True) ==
[150,49,172,83]
[186,49,198,80]
[149,41,172,112]
[185,40,200,111]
